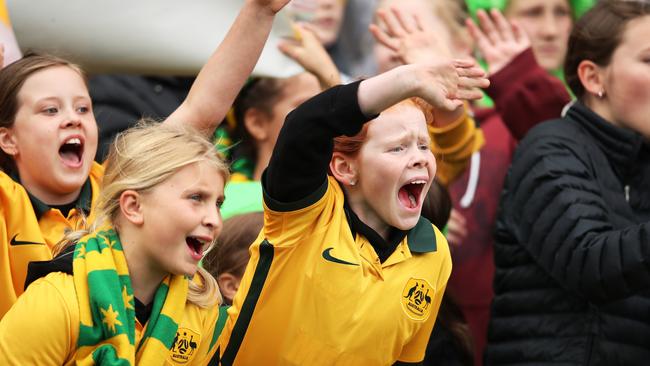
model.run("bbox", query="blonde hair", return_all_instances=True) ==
[57,119,229,307]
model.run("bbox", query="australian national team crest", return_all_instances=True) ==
[169,328,200,364]
[401,278,435,321]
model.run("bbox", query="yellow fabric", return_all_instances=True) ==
[218,177,452,365]
[0,0,11,27]
[430,106,484,186]
[0,162,103,319]
[0,271,222,365]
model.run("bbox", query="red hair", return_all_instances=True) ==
[333,97,434,156]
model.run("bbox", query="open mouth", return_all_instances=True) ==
[398,180,427,209]
[186,236,207,260]
[59,137,84,167]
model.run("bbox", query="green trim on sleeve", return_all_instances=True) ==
[263,178,329,213]
[220,241,275,365]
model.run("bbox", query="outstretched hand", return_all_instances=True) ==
[249,0,291,14]
[466,9,530,76]
[370,6,451,66]
[416,59,489,111]
[278,23,341,89]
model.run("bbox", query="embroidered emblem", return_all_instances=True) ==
[401,278,435,321]
[169,328,200,364]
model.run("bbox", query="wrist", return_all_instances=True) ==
[243,1,278,19]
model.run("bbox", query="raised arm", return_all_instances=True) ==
[278,23,342,90]
[265,61,488,203]
[467,9,571,140]
[164,0,290,136]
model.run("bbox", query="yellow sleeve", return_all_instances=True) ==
[192,305,227,365]
[429,105,484,186]
[0,272,77,365]
[398,228,452,363]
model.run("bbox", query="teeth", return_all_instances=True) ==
[65,138,81,145]
[410,180,427,185]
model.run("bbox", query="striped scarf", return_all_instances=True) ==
[73,227,188,365]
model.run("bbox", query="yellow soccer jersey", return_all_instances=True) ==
[0,272,225,365]
[217,176,452,365]
[0,162,103,318]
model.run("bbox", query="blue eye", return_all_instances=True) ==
[77,106,90,113]
[389,146,404,153]
[190,193,203,201]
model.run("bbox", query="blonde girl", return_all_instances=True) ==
[0,0,290,318]
[0,122,229,365]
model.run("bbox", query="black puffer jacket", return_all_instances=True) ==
[485,102,650,365]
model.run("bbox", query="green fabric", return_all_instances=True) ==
[73,227,189,365]
[221,181,264,220]
[465,0,596,20]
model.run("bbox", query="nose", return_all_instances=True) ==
[203,204,223,235]
[61,109,83,129]
[410,148,429,169]
[540,12,559,38]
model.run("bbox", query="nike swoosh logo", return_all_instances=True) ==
[322,247,358,266]
[10,234,45,246]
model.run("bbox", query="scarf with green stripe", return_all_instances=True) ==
[73,227,188,365]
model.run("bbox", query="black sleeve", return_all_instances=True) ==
[500,133,650,304]
[264,80,376,207]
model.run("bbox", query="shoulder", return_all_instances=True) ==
[0,272,78,363]
[0,170,28,202]
[513,117,592,167]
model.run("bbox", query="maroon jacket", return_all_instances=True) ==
[446,48,571,366]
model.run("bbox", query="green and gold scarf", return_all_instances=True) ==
[73,227,188,365]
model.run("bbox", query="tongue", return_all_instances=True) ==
[60,150,81,165]
[398,187,417,209]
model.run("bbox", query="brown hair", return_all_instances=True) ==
[564,0,650,100]
[231,77,287,167]
[0,52,87,172]
[203,212,263,280]
[333,97,434,155]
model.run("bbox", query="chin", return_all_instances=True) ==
[391,215,420,231]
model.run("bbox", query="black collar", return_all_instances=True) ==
[568,101,648,178]
[9,170,93,219]
[343,200,437,263]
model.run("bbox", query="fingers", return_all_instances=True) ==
[376,8,406,38]
[390,6,415,34]
[369,23,400,51]
[490,9,514,42]
[510,19,530,47]
[453,58,478,69]
[476,9,501,45]
[277,40,300,60]
[465,18,492,54]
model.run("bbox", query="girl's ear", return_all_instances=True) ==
[577,59,606,97]
[330,152,358,187]
[0,127,18,156]
[217,273,241,304]
[243,108,270,142]
[119,190,144,225]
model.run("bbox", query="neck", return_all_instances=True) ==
[120,227,166,305]
[346,189,390,240]
[253,145,273,181]
[17,171,81,205]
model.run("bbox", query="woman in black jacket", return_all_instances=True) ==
[485,1,650,365]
